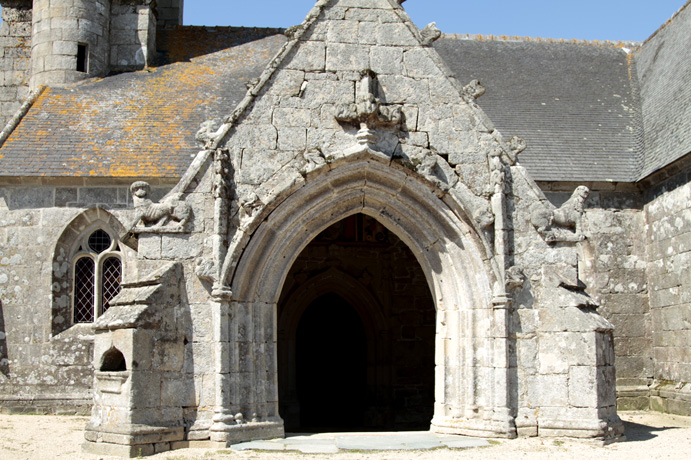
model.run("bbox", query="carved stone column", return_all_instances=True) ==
[210,291,284,444]
[210,290,234,442]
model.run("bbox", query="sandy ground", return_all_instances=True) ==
[1,411,689,459]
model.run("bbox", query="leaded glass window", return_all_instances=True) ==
[72,229,122,323]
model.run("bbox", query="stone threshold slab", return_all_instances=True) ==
[231,431,489,454]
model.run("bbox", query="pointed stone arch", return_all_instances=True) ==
[211,155,515,440]
[51,207,126,336]
[278,267,388,344]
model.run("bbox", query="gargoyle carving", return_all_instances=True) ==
[420,22,442,46]
[129,181,191,232]
[462,79,486,100]
[531,186,589,242]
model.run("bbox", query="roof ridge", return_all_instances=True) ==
[159,24,286,32]
[639,0,691,46]
[440,33,639,49]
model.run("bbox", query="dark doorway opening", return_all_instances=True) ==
[296,293,367,430]
[278,214,435,433]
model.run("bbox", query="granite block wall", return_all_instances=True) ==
[0,3,31,128]
[0,179,174,413]
[645,171,691,415]
[539,182,653,410]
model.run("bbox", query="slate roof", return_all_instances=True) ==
[635,1,691,179]
[435,36,641,182]
[0,16,684,184]
[0,27,285,178]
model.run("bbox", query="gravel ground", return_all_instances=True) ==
[1,411,689,460]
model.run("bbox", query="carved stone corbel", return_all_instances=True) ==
[506,266,527,290]
[335,70,403,149]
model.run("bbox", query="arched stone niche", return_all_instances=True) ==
[99,346,127,372]
[210,155,514,441]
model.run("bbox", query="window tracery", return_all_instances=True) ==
[72,228,122,323]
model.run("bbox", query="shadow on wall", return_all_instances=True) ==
[0,300,9,377]
[156,26,286,64]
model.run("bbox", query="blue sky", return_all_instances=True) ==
[0,1,684,42]
[182,0,687,42]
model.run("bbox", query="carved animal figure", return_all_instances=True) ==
[130,181,191,229]
[552,185,589,229]
[530,185,590,242]
[506,266,527,289]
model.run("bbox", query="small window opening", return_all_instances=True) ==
[100,347,127,372]
[77,43,88,73]
[88,229,111,253]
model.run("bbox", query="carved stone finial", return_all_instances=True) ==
[129,181,191,232]
[530,186,590,243]
[212,149,231,200]
[420,22,442,46]
[356,127,377,147]
[488,148,506,195]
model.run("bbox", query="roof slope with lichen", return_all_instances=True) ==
[435,36,642,183]
[1,21,682,184]
[635,0,691,179]
[0,27,286,178]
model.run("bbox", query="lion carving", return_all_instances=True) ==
[530,185,589,242]
[129,181,191,231]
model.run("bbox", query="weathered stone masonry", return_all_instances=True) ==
[0,1,31,129]
[645,172,691,415]
[0,0,690,457]
[78,0,623,454]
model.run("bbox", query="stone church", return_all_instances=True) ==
[0,0,689,456]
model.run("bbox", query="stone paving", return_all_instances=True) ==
[230,431,490,453]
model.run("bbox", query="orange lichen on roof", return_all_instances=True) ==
[0,29,286,178]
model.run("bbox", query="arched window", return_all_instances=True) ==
[72,228,122,323]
